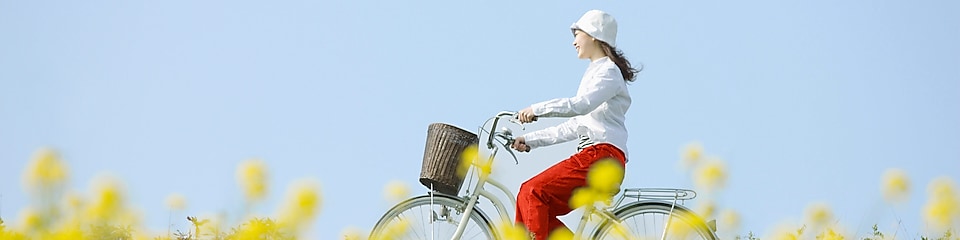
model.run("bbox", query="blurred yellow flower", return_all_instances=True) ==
[568,187,603,209]
[666,211,704,238]
[500,221,531,240]
[694,158,727,192]
[458,144,492,177]
[805,203,833,228]
[165,193,187,211]
[881,168,910,204]
[696,201,717,219]
[373,218,409,240]
[587,159,624,193]
[383,180,410,203]
[340,226,364,240]
[820,227,846,240]
[923,176,958,230]
[719,209,741,233]
[17,208,42,232]
[63,191,85,211]
[86,175,126,222]
[548,227,573,240]
[681,141,704,170]
[768,224,800,240]
[236,159,269,202]
[22,148,69,191]
[277,179,322,231]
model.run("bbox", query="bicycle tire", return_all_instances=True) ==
[369,193,497,240]
[591,201,718,240]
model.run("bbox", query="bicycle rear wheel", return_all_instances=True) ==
[369,193,496,240]
[592,201,717,240]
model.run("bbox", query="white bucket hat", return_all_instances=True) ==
[570,10,618,47]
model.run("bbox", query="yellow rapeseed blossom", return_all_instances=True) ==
[666,211,702,238]
[17,208,42,232]
[819,227,846,240]
[805,203,833,228]
[548,227,573,240]
[499,221,531,240]
[696,201,717,219]
[587,159,624,193]
[719,209,741,234]
[681,141,704,170]
[693,158,727,192]
[372,218,409,240]
[608,221,635,239]
[340,226,364,240]
[568,187,603,209]
[165,193,187,211]
[881,168,910,204]
[923,176,959,230]
[458,144,479,177]
[768,224,801,240]
[22,148,69,191]
[277,179,322,232]
[236,159,269,202]
[383,180,411,203]
[86,175,126,223]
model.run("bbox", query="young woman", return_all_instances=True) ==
[510,9,640,240]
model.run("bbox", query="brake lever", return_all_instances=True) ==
[508,117,526,131]
[496,128,520,165]
[501,139,519,165]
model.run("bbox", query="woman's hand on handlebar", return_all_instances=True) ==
[511,136,531,152]
[517,107,538,123]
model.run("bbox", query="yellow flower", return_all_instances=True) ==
[666,211,703,238]
[923,176,958,230]
[340,226,364,240]
[548,226,573,240]
[693,158,727,192]
[881,168,910,204]
[277,179,322,231]
[568,187,603,209]
[805,203,833,228]
[86,175,126,222]
[499,221,531,240]
[608,221,635,239]
[719,209,741,233]
[458,145,491,177]
[165,193,187,211]
[820,227,846,240]
[696,201,717,219]
[22,148,69,191]
[236,159,269,202]
[383,180,410,203]
[680,141,704,170]
[18,208,43,232]
[373,218,409,240]
[587,159,624,193]
[768,224,801,240]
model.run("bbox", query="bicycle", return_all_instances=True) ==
[370,111,719,240]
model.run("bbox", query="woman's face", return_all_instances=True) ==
[572,29,600,60]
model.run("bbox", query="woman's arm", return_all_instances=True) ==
[520,118,580,150]
[531,67,623,118]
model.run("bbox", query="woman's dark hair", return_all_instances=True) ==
[598,41,642,82]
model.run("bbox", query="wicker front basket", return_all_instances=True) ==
[419,123,478,195]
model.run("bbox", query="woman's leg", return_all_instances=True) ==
[515,144,626,240]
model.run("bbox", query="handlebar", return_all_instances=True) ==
[482,111,525,164]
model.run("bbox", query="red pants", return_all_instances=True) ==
[515,143,627,240]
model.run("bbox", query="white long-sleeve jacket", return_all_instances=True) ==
[522,57,631,158]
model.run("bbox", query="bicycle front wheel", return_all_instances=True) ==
[592,201,718,240]
[369,193,497,240]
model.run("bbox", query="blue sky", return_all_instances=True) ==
[1,0,958,239]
